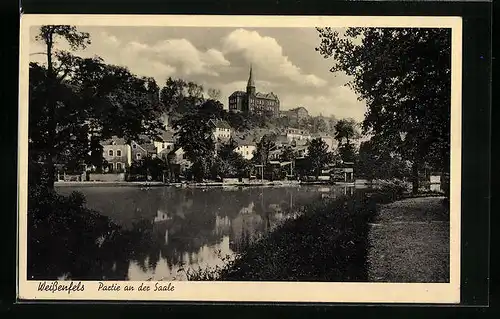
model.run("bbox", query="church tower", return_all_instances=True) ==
[246,65,256,96]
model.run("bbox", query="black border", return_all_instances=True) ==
[5,0,492,313]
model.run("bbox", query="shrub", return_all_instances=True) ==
[372,179,410,202]
[214,192,377,281]
[27,185,120,280]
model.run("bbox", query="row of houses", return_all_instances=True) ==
[97,117,338,174]
[98,119,246,173]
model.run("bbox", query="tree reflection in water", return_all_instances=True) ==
[56,185,348,280]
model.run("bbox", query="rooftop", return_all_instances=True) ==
[140,143,157,154]
[234,136,257,147]
[229,91,247,97]
[211,119,232,129]
[158,129,175,142]
[255,92,279,101]
[100,136,127,146]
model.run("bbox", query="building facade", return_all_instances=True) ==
[169,147,192,172]
[283,127,311,141]
[234,138,257,160]
[131,140,157,162]
[101,137,132,173]
[281,107,309,122]
[229,66,280,117]
[211,119,233,141]
[154,129,176,156]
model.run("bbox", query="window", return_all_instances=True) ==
[116,162,122,171]
[136,153,141,160]
[166,145,170,150]
[116,150,122,157]
[108,163,114,171]
[108,150,114,156]
[132,144,137,149]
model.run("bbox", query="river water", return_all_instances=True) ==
[56,185,354,280]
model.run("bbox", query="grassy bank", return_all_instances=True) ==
[184,190,381,281]
[186,182,446,282]
[367,196,450,282]
[221,192,376,281]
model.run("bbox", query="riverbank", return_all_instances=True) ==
[201,191,378,281]
[367,196,450,282]
[185,190,449,282]
[54,180,343,188]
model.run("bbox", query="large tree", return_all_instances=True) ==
[316,27,451,192]
[279,145,297,162]
[356,137,411,180]
[171,99,223,181]
[211,138,250,179]
[306,138,333,179]
[333,118,360,146]
[207,88,222,101]
[70,61,165,142]
[31,26,91,188]
[30,25,166,188]
[252,134,277,166]
[160,77,205,120]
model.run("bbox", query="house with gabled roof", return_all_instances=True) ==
[153,129,176,156]
[209,119,233,141]
[100,136,132,173]
[130,135,158,161]
[233,136,257,160]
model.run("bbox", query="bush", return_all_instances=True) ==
[372,179,410,202]
[28,185,120,280]
[213,192,377,282]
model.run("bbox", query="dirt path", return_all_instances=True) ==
[367,196,450,283]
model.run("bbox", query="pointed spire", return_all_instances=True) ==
[247,64,255,89]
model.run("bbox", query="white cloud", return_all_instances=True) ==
[280,84,366,121]
[27,27,366,123]
[222,29,326,87]
[124,38,230,77]
[101,31,120,46]
[29,31,218,84]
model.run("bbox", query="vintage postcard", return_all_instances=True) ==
[17,14,462,303]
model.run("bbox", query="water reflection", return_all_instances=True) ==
[57,185,352,280]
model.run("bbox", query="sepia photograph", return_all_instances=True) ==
[18,15,461,303]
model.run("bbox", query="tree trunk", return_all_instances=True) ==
[44,33,57,190]
[411,160,419,194]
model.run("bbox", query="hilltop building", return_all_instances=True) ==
[228,66,280,117]
[280,107,309,122]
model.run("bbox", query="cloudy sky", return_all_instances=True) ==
[29,26,366,121]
